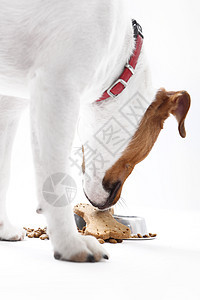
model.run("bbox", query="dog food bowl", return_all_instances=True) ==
[113,215,148,236]
[74,214,156,240]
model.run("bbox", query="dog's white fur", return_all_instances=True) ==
[0,0,156,261]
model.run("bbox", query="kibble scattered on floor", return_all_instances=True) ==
[24,226,157,243]
[23,227,49,240]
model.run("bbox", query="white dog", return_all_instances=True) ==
[0,0,190,262]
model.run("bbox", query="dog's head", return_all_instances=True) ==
[83,89,191,209]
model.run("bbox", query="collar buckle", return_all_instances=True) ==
[132,20,143,39]
[107,79,127,98]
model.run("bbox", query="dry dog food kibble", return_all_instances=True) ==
[132,235,138,238]
[98,239,105,244]
[107,238,118,244]
[27,232,35,238]
[24,227,49,240]
[40,234,49,240]
[131,233,157,239]
[149,233,157,237]
[143,234,150,238]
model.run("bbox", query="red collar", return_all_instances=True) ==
[96,21,143,103]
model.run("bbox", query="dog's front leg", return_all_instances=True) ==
[0,96,28,241]
[30,71,108,262]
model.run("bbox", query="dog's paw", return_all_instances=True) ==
[0,221,25,241]
[53,234,109,262]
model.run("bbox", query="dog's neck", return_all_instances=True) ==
[79,39,157,184]
[81,29,156,137]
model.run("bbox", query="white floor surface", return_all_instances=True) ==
[0,209,199,300]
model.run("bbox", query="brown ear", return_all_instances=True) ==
[167,91,191,138]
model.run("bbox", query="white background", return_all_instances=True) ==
[1,1,200,300]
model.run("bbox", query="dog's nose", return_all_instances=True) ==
[85,180,122,210]
[103,180,122,209]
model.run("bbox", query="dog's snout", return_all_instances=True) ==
[84,180,122,210]
[103,180,122,207]
[91,180,122,209]
[103,180,121,198]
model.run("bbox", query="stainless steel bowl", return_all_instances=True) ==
[113,215,148,236]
